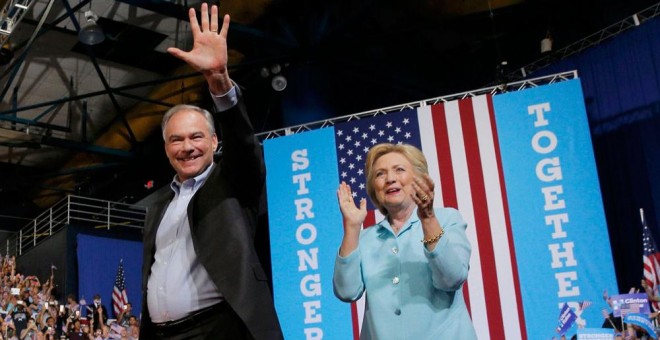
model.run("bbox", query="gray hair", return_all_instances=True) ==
[161,104,216,140]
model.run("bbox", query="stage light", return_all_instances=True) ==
[271,75,287,92]
[541,38,552,53]
[79,10,105,45]
[541,31,553,54]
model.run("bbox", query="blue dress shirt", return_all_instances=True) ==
[147,163,221,323]
[146,87,238,323]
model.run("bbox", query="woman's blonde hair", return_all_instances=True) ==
[365,143,428,215]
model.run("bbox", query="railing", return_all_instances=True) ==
[4,195,146,257]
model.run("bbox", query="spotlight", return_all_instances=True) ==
[270,64,282,74]
[541,31,553,54]
[540,38,552,53]
[271,75,287,92]
[79,10,105,45]
[495,60,509,89]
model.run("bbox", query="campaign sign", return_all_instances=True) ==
[623,313,657,339]
[556,303,577,335]
[610,293,649,317]
[576,328,615,340]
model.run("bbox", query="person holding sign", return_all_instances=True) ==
[333,143,477,339]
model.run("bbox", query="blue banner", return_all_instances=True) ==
[493,79,618,335]
[264,128,353,340]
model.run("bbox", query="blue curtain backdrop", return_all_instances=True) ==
[535,16,660,292]
[76,234,143,319]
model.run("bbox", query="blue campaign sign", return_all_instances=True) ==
[264,128,353,340]
[611,293,650,317]
[493,79,618,335]
[556,303,577,335]
[623,313,657,339]
[577,328,615,340]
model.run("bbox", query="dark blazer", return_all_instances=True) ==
[139,99,283,340]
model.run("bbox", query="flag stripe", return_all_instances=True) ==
[459,97,506,340]
[487,94,527,336]
[430,103,457,209]
[350,302,360,339]
[473,95,525,339]
[417,105,443,207]
[430,104,472,315]
[334,96,526,339]
[442,100,493,340]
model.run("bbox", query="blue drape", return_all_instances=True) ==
[534,16,660,292]
[76,234,143,319]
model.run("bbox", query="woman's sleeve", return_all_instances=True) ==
[426,208,472,291]
[332,248,365,302]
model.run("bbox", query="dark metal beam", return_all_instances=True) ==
[0,72,196,115]
[83,45,138,145]
[40,136,135,158]
[0,114,70,132]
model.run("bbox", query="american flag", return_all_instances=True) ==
[620,303,641,315]
[642,212,660,311]
[333,95,525,340]
[334,109,421,210]
[578,300,592,312]
[112,259,128,317]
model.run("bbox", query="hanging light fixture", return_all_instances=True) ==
[540,30,553,54]
[271,75,287,92]
[261,64,288,92]
[78,10,105,45]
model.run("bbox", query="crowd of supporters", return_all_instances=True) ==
[0,256,139,340]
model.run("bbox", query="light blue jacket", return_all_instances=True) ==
[333,207,477,339]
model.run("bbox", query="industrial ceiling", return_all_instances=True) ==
[0,0,657,231]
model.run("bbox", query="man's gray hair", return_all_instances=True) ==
[161,104,216,140]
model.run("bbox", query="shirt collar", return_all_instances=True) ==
[169,162,215,194]
[377,208,420,234]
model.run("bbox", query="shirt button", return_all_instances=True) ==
[391,247,398,254]
[394,309,401,315]
[392,276,400,285]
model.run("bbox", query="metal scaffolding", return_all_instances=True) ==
[254,70,579,143]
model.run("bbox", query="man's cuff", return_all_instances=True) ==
[211,84,239,112]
